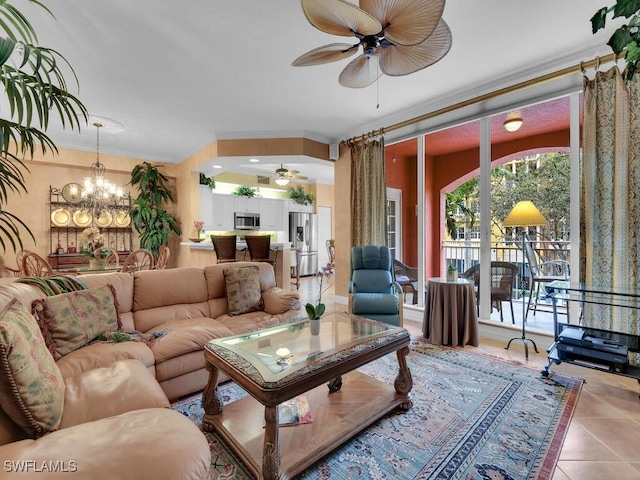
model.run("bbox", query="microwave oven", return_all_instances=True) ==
[234,212,260,230]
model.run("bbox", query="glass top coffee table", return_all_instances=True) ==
[202,311,412,480]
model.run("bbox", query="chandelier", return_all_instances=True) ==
[82,122,123,213]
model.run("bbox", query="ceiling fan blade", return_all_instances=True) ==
[360,0,445,46]
[338,53,382,88]
[289,170,300,175]
[293,175,309,180]
[292,43,359,67]
[379,19,451,76]
[301,0,382,37]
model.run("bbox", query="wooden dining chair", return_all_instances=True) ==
[211,235,238,263]
[0,255,21,277]
[245,235,276,266]
[154,245,170,269]
[121,249,155,273]
[93,247,120,268]
[21,251,54,277]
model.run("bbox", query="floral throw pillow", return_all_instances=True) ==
[223,265,264,316]
[33,284,121,360]
[0,299,65,438]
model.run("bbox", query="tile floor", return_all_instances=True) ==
[294,275,640,480]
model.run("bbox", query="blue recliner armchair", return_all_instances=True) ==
[348,245,403,326]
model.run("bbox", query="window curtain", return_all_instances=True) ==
[350,138,388,247]
[581,66,640,340]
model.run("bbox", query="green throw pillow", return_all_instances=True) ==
[33,284,121,360]
[0,299,65,438]
[223,265,264,316]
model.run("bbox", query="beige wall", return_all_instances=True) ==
[4,146,175,267]
[2,136,336,272]
[333,145,351,298]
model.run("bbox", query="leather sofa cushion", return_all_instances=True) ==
[56,341,155,380]
[59,359,169,429]
[133,267,208,312]
[134,302,211,336]
[155,350,206,383]
[81,272,134,317]
[0,283,47,312]
[0,409,210,480]
[146,317,234,364]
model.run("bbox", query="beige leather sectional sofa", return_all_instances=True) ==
[0,262,304,479]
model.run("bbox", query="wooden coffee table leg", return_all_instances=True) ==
[262,405,280,480]
[202,361,223,432]
[394,346,413,410]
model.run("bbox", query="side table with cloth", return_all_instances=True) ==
[423,277,479,347]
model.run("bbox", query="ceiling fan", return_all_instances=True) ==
[273,164,308,185]
[292,0,452,88]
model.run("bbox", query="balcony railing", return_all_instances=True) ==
[443,239,570,332]
[444,239,570,280]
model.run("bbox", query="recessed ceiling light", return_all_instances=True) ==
[249,158,260,163]
[212,165,222,169]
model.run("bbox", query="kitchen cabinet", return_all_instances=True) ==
[210,193,235,230]
[234,196,260,213]
[286,199,314,214]
[199,186,214,229]
[260,198,286,231]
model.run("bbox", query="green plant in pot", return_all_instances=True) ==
[305,263,335,320]
[287,185,314,205]
[0,1,87,251]
[232,185,259,197]
[129,162,181,257]
[199,173,215,189]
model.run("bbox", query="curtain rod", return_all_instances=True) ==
[341,52,620,146]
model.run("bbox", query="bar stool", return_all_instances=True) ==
[245,235,276,267]
[211,235,238,263]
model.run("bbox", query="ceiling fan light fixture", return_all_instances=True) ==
[504,117,523,132]
[275,177,290,186]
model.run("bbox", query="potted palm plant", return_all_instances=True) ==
[0,1,87,251]
[128,162,181,257]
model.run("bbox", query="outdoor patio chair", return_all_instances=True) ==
[393,258,419,304]
[524,239,569,319]
[460,261,519,323]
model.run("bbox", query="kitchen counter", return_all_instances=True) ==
[180,241,292,289]
[182,241,291,250]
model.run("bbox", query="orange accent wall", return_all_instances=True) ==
[424,129,570,278]
[385,154,418,266]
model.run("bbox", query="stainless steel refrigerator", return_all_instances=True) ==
[289,212,318,276]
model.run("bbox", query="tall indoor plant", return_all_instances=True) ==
[0,0,87,251]
[129,161,181,257]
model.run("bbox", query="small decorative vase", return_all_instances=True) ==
[446,270,458,282]
[90,258,106,269]
[309,318,321,336]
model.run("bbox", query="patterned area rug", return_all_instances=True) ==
[172,340,582,480]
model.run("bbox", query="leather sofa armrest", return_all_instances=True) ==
[262,287,301,315]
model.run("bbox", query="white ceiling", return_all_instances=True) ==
[20,1,623,185]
